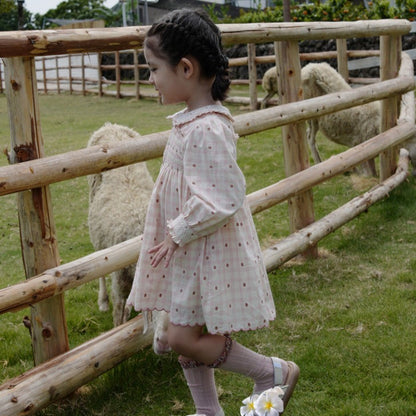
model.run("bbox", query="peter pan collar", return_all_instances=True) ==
[168,104,234,127]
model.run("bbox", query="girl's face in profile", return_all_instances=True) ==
[144,41,186,106]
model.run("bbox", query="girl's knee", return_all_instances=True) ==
[167,324,201,356]
[167,328,189,354]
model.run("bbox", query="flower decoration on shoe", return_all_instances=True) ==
[240,394,259,416]
[255,387,284,416]
[241,387,285,416]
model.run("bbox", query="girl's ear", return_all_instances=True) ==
[179,57,194,79]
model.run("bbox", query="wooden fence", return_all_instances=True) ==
[0,20,415,415]
[1,21,415,103]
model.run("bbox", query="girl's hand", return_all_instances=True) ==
[148,233,178,268]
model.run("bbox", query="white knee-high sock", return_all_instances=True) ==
[179,357,222,416]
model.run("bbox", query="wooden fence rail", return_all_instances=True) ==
[0,20,414,100]
[1,119,414,315]
[0,72,413,197]
[0,20,414,415]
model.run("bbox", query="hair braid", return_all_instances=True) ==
[145,9,230,101]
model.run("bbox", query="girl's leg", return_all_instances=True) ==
[179,356,223,416]
[168,323,293,395]
[167,323,225,363]
[169,325,223,416]
[210,338,288,394]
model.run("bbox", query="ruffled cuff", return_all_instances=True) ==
[167,215,195,247]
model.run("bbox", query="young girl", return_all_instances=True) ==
[127,9,299,416]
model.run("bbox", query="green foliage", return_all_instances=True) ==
[46,0,107,19]
[228,0,410,23]
[0,0,19,31]
[0,0,37,30]
[41,0,113,28]
[393,0,416,20]
[291,0,369,22]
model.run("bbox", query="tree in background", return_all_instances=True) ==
[38,0,118,29]
[0,0,119,30]
[0,0,35,30]
[0,0,17,31]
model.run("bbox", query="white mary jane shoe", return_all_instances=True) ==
[271,357,300,410]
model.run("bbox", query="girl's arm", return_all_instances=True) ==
[167,117,246,247]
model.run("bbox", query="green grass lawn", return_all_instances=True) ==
[0,93,415,415]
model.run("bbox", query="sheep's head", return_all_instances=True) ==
[408,143,416,177]
[399,132,416,176]
[152,310,171,355]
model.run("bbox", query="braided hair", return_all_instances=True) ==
[145,9,230,102]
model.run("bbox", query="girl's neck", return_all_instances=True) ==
[186,96,217,112]
[184,70,217,111]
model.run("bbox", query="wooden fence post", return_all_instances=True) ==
[275,40,317,258]
[81,53,86,96]
[55,56,61,94]
[98,52,103,96]
[42,57,47,93]
[336,38,349,81]
[379,34,401,180]
[68,54,73,94]
[0,61,3,93]
[116,51,121,99]
[3,56,69,365]
[247,43,258,111]
[134,49,140,100]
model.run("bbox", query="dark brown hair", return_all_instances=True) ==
[145,8,230,101]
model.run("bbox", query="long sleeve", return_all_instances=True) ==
[167,116,246,246]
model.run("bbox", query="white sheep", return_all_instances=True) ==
[301,62,380,176]
[87,122,154,326]
[261,66,280,109]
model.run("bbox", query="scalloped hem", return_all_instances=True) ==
[138,308,273,335]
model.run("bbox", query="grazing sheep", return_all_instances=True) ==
[261,66,280,109]
[301,62,380,176]
[260,62,416,175]
[88,122,154,326]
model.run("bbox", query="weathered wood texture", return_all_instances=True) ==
[336,38,348,80]
[3,57,69,365]
[0,236,142,313]
[275,39,317,257]
[0,72,412,197]
[262,148,410,270]
[0,20,410,58]
[247,43,258,111]
[0,314,153,416]
[379,35,401,179]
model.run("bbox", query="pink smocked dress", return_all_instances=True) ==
[127,104,276,334]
